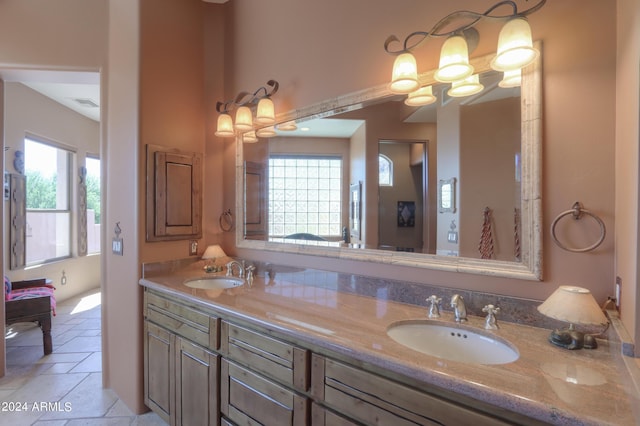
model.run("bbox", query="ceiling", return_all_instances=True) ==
[0,69,100,122]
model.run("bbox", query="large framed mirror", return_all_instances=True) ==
[236,43,542,280]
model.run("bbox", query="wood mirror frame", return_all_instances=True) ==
[235,44,542,280]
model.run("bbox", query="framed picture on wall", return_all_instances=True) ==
[397,201,415,227]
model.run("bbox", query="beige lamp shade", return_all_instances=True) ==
[434,35,474,83]
[499,69,522,88]
[234,106,253,132]
[404,85,437,106]
[448,74,484,97]
[537,286,608,326]
[243,131,258,143]
[202,244,226,260]
[490,17,539,72]
[256,125,277,138]
[389,52,420,94]
[255,98,276,126]
[214,113,235,137]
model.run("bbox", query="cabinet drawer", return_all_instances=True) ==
[221,322,308,392]
[315,357,509,426]
[221,359,308,426]
[311,403,359,426]
[145,290,220,350]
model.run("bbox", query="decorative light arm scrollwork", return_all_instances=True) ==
[216,79,279,114]
[384,0,546,55]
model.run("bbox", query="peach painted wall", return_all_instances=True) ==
[0,0,107,380]
[104,0,141,412]
[615,0,640,345]
[226,0,617,307]
[459,97,520,261]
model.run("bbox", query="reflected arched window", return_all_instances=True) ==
[379,154,393,186]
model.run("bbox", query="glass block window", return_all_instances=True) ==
[268,156,342,238]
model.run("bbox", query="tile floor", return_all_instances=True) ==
[2,288,166,426]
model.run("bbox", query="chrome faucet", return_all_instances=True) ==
[450,294,467,322]
[226,260,245,278]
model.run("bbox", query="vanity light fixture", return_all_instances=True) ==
[385,0,545,99]
[537,286,609,350]
[256,126,277,138]
[215,79,279,138]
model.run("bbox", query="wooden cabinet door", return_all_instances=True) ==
[221,359,308,426]
[175,337,220,426]
[146,144,203,241]
[144,321,175,425]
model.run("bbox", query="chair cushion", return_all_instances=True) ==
[7,286,56,315]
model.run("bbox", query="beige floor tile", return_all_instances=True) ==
[2,289,167,426]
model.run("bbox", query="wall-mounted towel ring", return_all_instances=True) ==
[551,202,605,252]
[219,209,235,232]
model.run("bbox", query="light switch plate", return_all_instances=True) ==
[112,237,124,256]
[189,240,198,256]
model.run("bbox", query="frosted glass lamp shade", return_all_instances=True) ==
[234,106,253,132]
[202,244,226,260]
[389,52,420,94]
[434,35,474,83]
[538,286,608,326]
[404,85,437,106]
[447,74,484,97]
[491,18,539,72]
[214,113,235,137]
[499,69,522,88]
[255,98,276,126]
[256,126,277,138]
[243,131,258,143]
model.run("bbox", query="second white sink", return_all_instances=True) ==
[183,276,244,290]
[387,320,519,365]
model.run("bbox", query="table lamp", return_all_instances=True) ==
[202,244,227,273]
[537,286,608,350]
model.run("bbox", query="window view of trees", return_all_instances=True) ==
[24,138,101,263]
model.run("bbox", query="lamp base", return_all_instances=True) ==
[548,327,597,350]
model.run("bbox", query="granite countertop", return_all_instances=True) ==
[140,262,639,426]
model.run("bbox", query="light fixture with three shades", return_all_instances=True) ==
[215,79,280,141]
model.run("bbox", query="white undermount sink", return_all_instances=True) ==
[183,276,244,290]
[387,320,519,365]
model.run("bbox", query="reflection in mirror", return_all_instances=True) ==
[238,47,541,280]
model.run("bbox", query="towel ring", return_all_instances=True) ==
[219,209,235,232]
[551,202,606,253]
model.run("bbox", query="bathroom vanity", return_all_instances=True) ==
[140,261,638,426]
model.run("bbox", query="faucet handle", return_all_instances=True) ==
[482,304,500,330]
[426,295,442,318]
[245,265,255,287]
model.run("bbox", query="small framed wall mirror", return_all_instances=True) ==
[438,178,456,213]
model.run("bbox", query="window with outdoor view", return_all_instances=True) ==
[86,156,101,254]
[25,137,73,264]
